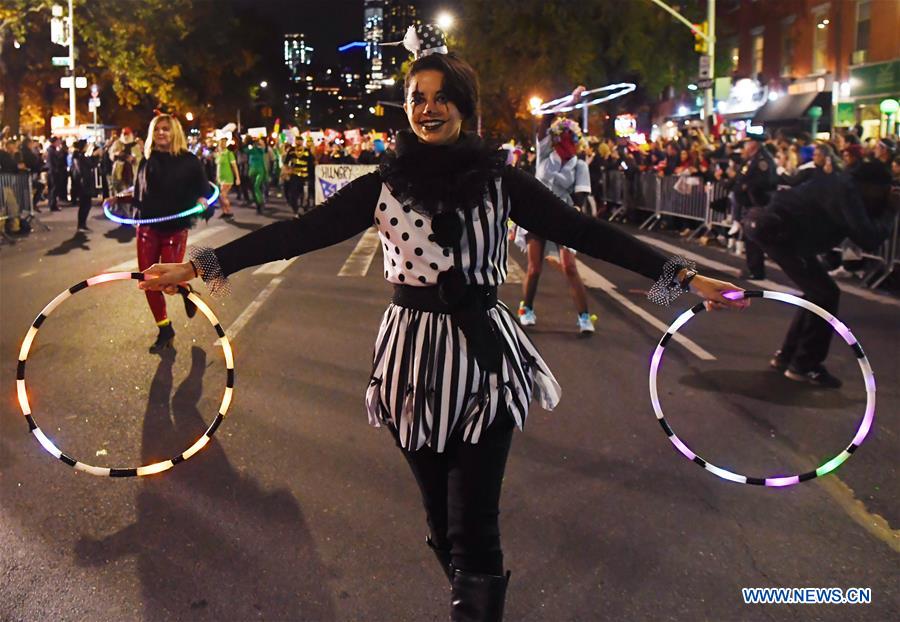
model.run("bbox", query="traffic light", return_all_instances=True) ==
[373,104,384,117]
[693,22,708,54]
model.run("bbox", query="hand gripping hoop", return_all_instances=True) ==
[649,290,875,486]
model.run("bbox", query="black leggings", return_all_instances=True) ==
[396,410,515,576]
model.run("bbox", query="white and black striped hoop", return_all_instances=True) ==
[649,290,875,487]
[16,272,235,477]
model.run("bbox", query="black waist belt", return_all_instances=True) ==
[392,283,502,373]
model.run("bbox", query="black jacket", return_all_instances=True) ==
[71,152,96,196]
[761,172,889,254]
[134,151,208,231]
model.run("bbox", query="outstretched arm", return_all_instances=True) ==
[506,166,747,310]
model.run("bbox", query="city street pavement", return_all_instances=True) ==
[1,195,898,622]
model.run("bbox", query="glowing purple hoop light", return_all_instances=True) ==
[649,289,876,487]
[103,182,219,226]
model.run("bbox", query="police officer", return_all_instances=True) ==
[724,136,778,279]
[743,160,893,388]
[46,136,68,212]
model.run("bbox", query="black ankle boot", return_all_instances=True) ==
[149,323,175,353]
[426,536,452,584]
[450,569,511,622]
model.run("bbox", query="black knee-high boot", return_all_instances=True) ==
[450,569,511,622]
[426,536,452,584]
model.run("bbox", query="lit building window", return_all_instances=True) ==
[812,8,829,73]
[751,30,764,77]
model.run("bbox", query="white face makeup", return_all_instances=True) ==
[403,69,464,146]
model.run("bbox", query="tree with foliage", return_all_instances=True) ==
[456,0,704,140]
[1,0,264,134]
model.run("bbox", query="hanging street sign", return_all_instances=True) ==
[52,56,71,67]
[60,76,88,89]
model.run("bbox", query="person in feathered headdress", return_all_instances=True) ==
[514,114,597,333]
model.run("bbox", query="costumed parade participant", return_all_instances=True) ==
[215,138,238,219]
[139,26,746,621]
[134,114,210,353]
[743,159,893,388]
[514,116,596,333]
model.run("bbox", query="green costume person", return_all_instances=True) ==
[246,140,268,212]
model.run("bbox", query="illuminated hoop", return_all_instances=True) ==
[16,272,235,477]
[103,182,220,226]
[649,290,875,487]
[531,83,637,116]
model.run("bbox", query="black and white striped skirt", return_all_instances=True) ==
[366,302,561,452]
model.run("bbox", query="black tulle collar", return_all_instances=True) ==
[379,130,506,216]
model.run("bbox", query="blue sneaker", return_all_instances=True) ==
[518,303,536,327]
[577,312,596,334]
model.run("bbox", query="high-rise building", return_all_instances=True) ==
[382,0,419,81]
[364,0,385,93]
[364,0,420,93]
[284,33,315,125]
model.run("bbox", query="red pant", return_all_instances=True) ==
[137,226,189,323]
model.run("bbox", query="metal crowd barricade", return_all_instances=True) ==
[639,173,707,236]
[867,196,900,289]
[601,170,627,222]
[0,172,34,243]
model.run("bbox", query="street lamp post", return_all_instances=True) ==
[648,0,716,127]
[67,0,76,127]
[529,96,543,170]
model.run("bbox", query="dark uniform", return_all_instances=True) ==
[743,163,892,386]
[71,141,97,231]
[731,141,778,278]
[46,141,69,211]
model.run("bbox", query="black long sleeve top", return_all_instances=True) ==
[211,166,669,285]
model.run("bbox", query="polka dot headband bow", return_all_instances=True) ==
[403,24,448,59]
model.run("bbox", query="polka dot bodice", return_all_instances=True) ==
[373,181,510,286]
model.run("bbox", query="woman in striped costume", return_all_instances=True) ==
[140,25,747,622]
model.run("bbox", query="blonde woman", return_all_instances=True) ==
[133,114,209,352]
[215,138,238,218]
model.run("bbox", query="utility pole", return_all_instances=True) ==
[648,0,716,126]
[68,0,76,127]
[706,0,716,124]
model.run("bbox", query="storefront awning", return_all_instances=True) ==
[753,92,825,123]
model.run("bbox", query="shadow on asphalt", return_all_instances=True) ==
[677,369,861,409]
[45,231,90,256]
[102,224,136,244]
[73,346,336,620]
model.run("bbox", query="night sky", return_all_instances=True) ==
[231,0,461,67]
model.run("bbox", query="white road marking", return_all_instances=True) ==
[103,225,226,273]
[505,254,715,360]
[214,277,284,346]
[574,259,717,361]
[338,227,381,277]
[636,234,900,308]
[252,257,298,275]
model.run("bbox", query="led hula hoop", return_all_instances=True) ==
[103,182,220,226]
[16,272,235,477]
[649,290,875,487]
[531,83,637,116]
